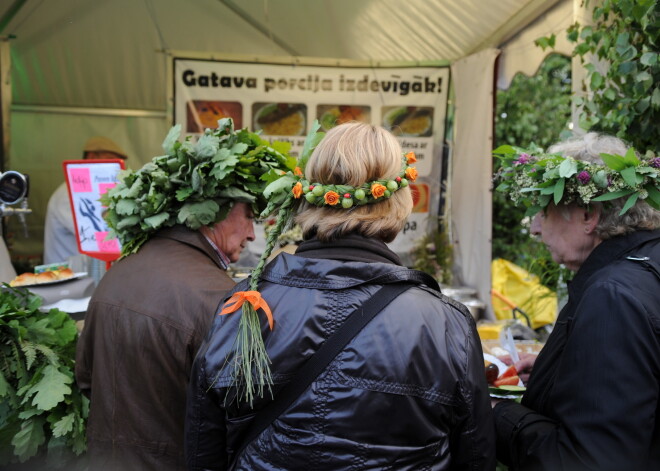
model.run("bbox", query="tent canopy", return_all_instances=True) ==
[0,0,577,314]
[2,0,568,111]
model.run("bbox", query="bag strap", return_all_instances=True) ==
[626,255,660,280]
[233,281,416,464]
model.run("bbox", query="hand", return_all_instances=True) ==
[497,352,538,385]
[491,398,505,408]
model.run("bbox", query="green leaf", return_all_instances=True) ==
[177,200,220,229]
[298,120,324,169]
[492,145,518,156]
[0,371,10,397]
[535,34,556,51]
[12,417,46,462]
[29,365,72,411]
[635,97,650,113]
[52,413,75,438]
[558,158,578,178]
[618,61,636,74]
[652,88,660,109]
[620,166,643,187]
[622,148,640,166]
[590,71,604,89]
[115,198,138,216]
[263,174,296,200]
[143,212,170,229]
[640,52,658,66]
[603,88,617,101]
[593,170,609,188]
[619,192,640,215]
[646,184,660,206]
[176,187,194,201]
[116,214,140,230]
[540,186,556,195]
[591,189,635,202]
[553,178,565,205]
[600,153,627,171]
[218,187,256,202]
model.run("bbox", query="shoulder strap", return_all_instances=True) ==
[627,255,660,281]
[233,282,415,464]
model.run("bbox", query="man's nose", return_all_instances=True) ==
[247,222,256,241]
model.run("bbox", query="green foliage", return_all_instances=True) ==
[411,217,453,285]
[494,54,573,290]
[567,0,660,152]
[493,145,659,216]
[0,284,88,468]
[102,118,297,257]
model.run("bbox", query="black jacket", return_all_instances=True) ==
[186,235,495,470]
[494,229,660,471]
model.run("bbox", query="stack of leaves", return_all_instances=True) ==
[494,145,660,217]
[102,118,297,257]
[0,284,88,468]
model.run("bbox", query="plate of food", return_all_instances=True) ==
[484,353,525,399]
[318,105,371,131]
[253,103,306,136]
[9,269,87,288]
[383,106,433,137]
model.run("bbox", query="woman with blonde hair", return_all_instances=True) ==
[492,132,660,470]
[185,122,495,470]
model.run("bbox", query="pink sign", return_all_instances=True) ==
[98,182,117,196]
[95,232,121,253]
[69,168,93,193]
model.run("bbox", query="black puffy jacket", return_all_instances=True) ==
[186,235,495,470]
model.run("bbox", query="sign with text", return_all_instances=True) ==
[172,58,450,258]
[63,160,125,262]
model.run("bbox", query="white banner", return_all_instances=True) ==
[173,58,449,260]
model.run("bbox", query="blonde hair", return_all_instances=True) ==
[295,122,412,242]
[549,132,660,238]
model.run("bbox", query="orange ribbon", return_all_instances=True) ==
[220,291,274,330]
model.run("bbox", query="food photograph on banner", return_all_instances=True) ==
[173,58,450,262]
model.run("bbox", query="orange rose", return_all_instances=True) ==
[405,152,417,164]
[405,167,418,182]
[292,182,303,199]
[371,183,387,199]
[324,191,340,205]
[294,167,303,176]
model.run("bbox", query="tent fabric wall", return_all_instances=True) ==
[451,48,500,318]
[497,0,573,89]
[6,110,169,258]
[1,0,574,301]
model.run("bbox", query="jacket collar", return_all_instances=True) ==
[569,229,660,298]
[153,225,228,270]
[295,234,402,265]
[260,234,437,291]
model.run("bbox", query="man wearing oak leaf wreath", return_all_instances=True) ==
[75,119,293,471]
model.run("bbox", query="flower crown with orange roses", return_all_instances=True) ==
[218,120,419,405]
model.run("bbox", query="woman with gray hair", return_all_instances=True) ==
[185,122,495,470]
[492,132,660,470]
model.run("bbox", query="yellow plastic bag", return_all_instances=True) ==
[491,258,557,330]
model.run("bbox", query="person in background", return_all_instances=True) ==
[185,122,495,470]
[43,136,128,264]
[75,119,293,471]
[492,132,660,470]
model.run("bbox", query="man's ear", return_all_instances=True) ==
[582,206,601,234]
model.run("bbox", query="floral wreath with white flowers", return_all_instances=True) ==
[493,144,660,217]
